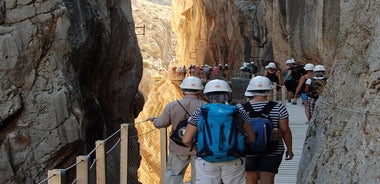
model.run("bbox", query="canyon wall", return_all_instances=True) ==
[295,0,380,183]
[0,0,143,183]
[1,0,379,183]
[172,0,276,71]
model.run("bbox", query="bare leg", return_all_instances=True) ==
[258,171,275,184]
[246,171,260,184]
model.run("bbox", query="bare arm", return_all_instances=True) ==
[243,123,255,143]
[182,124,197,147]
[276,70,283,85]
[295,76,306,97]
[279,118,294,160]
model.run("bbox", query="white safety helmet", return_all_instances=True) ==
[180,76,204,90]
[313,65,326,72]
[203,79,232,94]
[304,63,315,71]
[285,59,296,64]
[245,76,272,96]
[267,62,276,69]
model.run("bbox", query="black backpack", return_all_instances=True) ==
[291,65,306,81]
[169,100,190,147]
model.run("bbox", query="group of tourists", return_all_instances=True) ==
[264,58,328,123]
[149,57,327,183]
[173,64,232,82]
[149,75,294,184]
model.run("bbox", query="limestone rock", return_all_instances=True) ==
[0,0,142,183]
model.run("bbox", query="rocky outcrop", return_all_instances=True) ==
[295,1,380,183]
[0,0,142,183]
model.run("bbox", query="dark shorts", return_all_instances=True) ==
[285,80,297,94]
[245,154,283,173]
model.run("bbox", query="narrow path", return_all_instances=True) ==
[275,101,308,184]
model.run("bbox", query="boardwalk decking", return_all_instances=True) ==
[275,102,309,184]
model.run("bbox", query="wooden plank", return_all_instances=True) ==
[96,140,106,184]
[275,103,309,184]
[48,169,65,184]
[76,156,89,184]
[160,128,168,184]
[120,124,129,184]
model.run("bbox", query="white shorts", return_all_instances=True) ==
[195,157,246,184]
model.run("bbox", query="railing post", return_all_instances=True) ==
[160,128,168,184]
[48,169,65,184]
[96,140,106,184]
[120,124,129,184]
[281,85,287,106]
[76,155,89,184]
[273,82,277,101]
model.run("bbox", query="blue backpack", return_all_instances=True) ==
[241,101,277,155]
[196,103,244,162]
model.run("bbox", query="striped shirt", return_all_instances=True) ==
[236,101,289,156]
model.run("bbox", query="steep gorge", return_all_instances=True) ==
[0,0,379,183]
[137,0,380,183]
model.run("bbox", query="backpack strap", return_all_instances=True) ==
[241,102,256,117]
[176,100,190,116]
[260,101,276,116]
[241,102,264,118]
[241,101,276,119]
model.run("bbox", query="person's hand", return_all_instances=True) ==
[285,150,294,160]
[148,117,157,122]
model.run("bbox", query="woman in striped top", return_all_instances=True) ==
[237,76,294,184]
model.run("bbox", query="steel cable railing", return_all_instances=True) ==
[36,119,158,184]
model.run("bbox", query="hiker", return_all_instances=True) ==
[237,76,294,184]
[182,79,255,184]
[295,63,315,122]
[304,65,328,120]
[264,62,282,91]
[223,64,231,81]
[289,59,307,105]
[282,59,298,103]
[148,76,207,184]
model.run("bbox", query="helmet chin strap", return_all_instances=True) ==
[183,91,201,95]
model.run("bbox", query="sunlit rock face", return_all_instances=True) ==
[172,0,278,71]
[0,0,142,183]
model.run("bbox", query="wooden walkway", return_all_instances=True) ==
[275,101,308,184]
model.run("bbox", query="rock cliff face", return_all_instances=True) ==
[0,0,142,183]
[295,1,380,183]
[172,0,274,71]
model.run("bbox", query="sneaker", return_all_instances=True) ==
[292,101,297,105]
